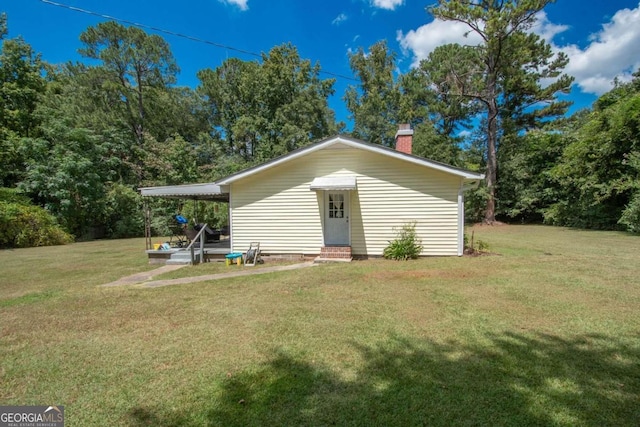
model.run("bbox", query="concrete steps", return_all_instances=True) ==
[166,249,201,265]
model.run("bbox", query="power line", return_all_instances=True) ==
[39,0,359,82]
[40,0,261,58]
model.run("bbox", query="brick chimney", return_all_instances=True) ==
[395,123,414,155]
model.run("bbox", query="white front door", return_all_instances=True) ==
[325,191,350,245]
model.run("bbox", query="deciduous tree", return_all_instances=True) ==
[198,44,338,162]
[548,72,640,230]
[0,13,46,186]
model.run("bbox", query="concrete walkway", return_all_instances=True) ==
[100,262,316,288]
[100,264,187,287]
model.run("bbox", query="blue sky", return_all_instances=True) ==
[3,0,640,129]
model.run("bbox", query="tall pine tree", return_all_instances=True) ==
[428,0,573,223]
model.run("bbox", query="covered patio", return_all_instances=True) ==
[139,183,231,264]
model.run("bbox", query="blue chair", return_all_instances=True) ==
[169,214,189,247]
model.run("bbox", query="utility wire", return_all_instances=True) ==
[39,0,359,82]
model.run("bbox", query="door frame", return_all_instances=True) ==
[323,190,351,246]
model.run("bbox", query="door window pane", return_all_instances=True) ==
[329,193,344,219]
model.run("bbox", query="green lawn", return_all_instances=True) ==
[1,226,639,426]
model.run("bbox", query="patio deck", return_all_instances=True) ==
[146,238,231,264]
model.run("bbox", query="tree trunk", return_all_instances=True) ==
[484,70,499,224]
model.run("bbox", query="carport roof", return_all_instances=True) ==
[138,183,229,202]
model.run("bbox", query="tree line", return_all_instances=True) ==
[1,0,638,247]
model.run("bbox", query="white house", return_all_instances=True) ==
[141,126,484,261]
[198,126,484,259]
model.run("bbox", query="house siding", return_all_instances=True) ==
[230,145,461,256]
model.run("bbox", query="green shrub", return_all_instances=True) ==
[619,192,640,233]
[0,188,31,204]
[104,183,145,238]
[383,222,423,260]
[0,201,73,248]
[464,182,489,223]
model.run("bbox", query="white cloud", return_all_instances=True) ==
[371,0,404,11]
[332,13,348,26]
[531,11,569,43]
[219,0,248,11]
[557,4,640,94]
[397,11,562,67]
[397,4,640,95]
[397,20,483,67]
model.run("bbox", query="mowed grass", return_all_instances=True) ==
[1,226,639,426]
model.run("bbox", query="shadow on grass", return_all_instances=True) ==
[128,332,640,426]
